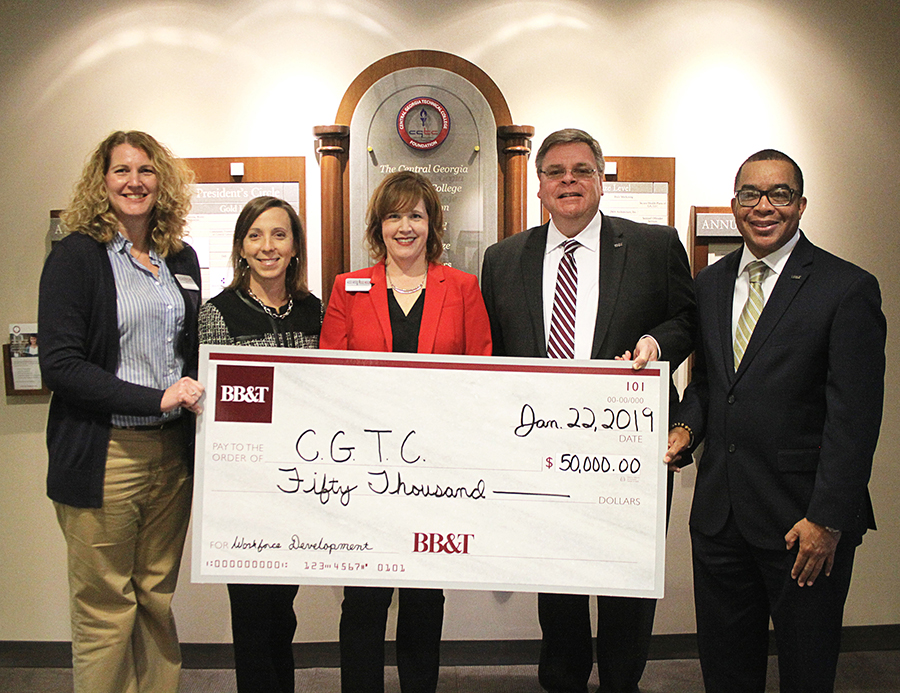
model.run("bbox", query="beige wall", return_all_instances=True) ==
[1,0,898,643]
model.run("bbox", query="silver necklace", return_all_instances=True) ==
[247,288,293,319]
[390,281,424,294]
[387,272,426,294]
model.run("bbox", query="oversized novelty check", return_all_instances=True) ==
[192,345,669,598]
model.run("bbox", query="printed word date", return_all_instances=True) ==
[515,404,655,438]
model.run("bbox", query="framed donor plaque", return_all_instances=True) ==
[315,50,533,302]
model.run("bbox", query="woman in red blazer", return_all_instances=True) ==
[321,171,491,693]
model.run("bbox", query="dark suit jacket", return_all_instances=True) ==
[677,232,886,549]
[481,216,696,412]
[320,260,492,356]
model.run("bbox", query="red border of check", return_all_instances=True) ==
[208,351,661,378]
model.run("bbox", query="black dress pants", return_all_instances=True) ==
[691,515,857,692]
[538,592,656,693]
[536,471,673,693]
[228,582,299,693]
[340,585,444,693]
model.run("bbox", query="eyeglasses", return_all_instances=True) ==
[539,166,598,181]
[734,186,799,207]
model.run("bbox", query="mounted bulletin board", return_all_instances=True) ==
[183,157,306,301]
[604,156,676,228]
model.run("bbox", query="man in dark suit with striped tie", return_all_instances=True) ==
[667,149,886,692]
[481,128,696,693]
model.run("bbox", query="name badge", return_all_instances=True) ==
[345,278,372,292]
[175,274,200,291]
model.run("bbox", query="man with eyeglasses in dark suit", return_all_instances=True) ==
[481,128,696,693]
[666,149,886,692]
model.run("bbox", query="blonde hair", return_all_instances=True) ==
[61,131,194,257]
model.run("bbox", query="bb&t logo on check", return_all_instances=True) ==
[413,532,474,554]
[215,364,275,423]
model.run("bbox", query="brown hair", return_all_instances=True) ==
[226,197,309,297]
[535,128,606,177]
[364,171,444,263]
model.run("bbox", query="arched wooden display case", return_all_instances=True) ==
[314,50,533,302]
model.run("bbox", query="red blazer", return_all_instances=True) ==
[321,261,491,356]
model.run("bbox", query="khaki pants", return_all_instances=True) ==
[55,425,193,693]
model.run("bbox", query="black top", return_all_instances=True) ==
[199,288,321,349]
[388,290,424,353]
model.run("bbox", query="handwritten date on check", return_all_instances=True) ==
[192,346,669,598]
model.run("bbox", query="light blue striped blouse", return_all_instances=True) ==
[107,233,185,427]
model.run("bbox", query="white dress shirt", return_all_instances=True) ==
[542,212,601,359]
[731,229,801,343]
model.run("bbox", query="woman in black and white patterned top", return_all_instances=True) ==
[198,196,320,693]
[199,286,320,348]
[199,197,321,350]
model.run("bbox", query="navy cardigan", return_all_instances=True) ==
[38,232,201,508]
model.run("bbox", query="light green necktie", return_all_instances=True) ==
[734,260,768,370]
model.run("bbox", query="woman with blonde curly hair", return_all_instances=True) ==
[38,130,203,693]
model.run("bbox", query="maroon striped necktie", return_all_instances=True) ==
[547,239,580,359]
